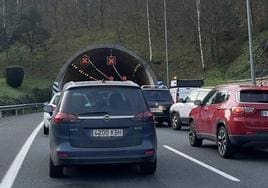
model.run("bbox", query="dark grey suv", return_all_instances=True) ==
[142,85,173,126]
[45,81,157,178]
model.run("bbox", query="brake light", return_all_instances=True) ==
[53,112,80,124]
[133,111,154,122]
[145,149,155,155]
[231,107,255,115]
[232,107,244,114]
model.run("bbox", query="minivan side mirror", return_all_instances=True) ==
[194,100,202,106]
[43,104,53,114]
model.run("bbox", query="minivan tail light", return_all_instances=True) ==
[133,111,154,122]
[53,112,80,124]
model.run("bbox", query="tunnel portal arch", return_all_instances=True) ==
[56,44,157,89]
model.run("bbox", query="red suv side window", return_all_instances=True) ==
[202,90,217,105]
[214,90,229,104]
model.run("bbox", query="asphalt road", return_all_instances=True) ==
[1,113,268,188]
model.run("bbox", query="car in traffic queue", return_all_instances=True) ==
[169,88,211,130]
[43,92,61,135]
[142,85,173,126]
[44,81,157,178]
[189,84,268,158]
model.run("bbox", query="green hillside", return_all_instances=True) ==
[0,0,267,104]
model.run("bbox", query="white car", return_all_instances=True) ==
[43,93,60,135]
[169,88,211,130]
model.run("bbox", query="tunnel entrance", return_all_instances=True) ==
[55,44,157,90]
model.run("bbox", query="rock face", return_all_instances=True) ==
[56,44,157,89]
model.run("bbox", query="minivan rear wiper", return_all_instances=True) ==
[78,111,110,116]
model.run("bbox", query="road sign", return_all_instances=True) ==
[80,54,89,65]
[107,56,117,65]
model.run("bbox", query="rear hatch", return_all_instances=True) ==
[239,89,268,129]
[61,86,152,148]
[143,89,173,114]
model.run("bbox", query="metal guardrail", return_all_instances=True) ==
[0,103,44,118]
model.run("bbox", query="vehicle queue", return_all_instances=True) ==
[43,80,268,178]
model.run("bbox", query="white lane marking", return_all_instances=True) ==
[0,121,43,188]
[163,145,240,182]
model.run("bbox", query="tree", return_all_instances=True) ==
[0,27,8,50]
[1,0,6,28]
[0,27,13,58]
[196,0,205,70]
[146,0,153,62]
[13,8,50,69]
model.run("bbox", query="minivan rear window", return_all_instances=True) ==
[240,90,268,103]
[61,87,148,115]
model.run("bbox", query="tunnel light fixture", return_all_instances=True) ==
[71,63,98,81]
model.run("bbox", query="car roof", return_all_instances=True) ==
[142,88,170,91]
[215,84,268,90]
[63,81,140,90]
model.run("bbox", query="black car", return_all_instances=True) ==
[44,81,157,178]
[142,85,173,126]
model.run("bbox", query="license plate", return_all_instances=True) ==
[92,129,123,137]
[150,108,162,112]
[261,111,268,117]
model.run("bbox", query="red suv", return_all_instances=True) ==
[189,84,268,158]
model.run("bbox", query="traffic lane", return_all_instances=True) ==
[13,130,168,188]
[14,127,239,188]
[160,127,268,187]
[0,113,43,180]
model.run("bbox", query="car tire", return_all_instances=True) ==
[171,113,182,130]
[217,126,235,158]
[189,120,202,147]
[43,125,49,135]
[49,157,63,178]
[140,159,157,174]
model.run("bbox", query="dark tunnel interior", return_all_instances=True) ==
[59,47,156,88]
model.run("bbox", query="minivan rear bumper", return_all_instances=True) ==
[51,142,156,166]
[229,133,268,148]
